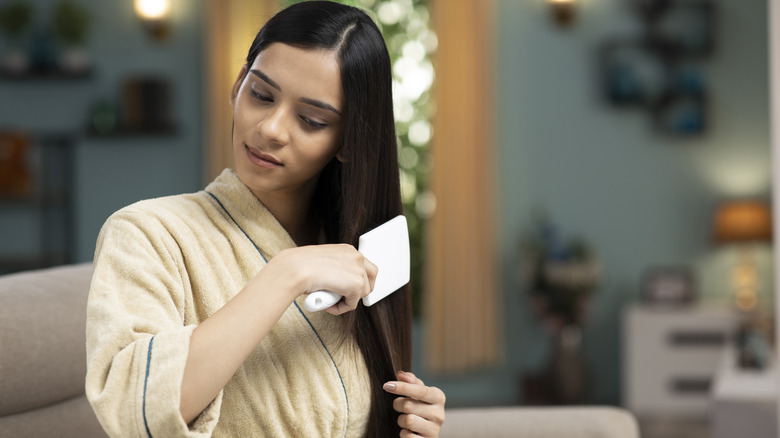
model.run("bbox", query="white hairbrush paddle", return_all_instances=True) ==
[303,215,410,312]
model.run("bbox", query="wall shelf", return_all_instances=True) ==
[85,125,177,139]
[0,191,70,207]
[0,68,92,81]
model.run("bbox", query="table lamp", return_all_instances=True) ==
[712,201,773,311]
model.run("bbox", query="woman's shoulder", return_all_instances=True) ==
[103,190,214,230]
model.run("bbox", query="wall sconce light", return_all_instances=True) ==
[134,0,171,42]
[549,0,578,28]
[712,201,773,312]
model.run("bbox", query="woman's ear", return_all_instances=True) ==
[336,149,348,163]
[229,64,249,106]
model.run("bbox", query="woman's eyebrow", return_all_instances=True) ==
[300,97,342,116]
[250,69,280,91]
[250,68,342,117]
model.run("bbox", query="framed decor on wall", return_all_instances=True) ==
[645,0,716,57]
[599,39,667,107]
[598,0,716,136]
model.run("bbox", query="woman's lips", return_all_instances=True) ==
[245,145,282,169]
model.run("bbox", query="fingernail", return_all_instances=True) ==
[383,382,396,391]
[398,370,406,376]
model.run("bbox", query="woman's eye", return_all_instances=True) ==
[301,116,327,130]
[250,89,273,102]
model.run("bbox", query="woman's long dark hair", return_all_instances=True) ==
[246,2,411,435]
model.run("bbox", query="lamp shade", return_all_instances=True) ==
[713,201,773,243]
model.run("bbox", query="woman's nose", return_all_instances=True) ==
[257,106,290,145]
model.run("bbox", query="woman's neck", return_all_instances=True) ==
[252,189,319,246]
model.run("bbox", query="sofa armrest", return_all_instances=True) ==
[440,406,639,438]
[0,263,94,416]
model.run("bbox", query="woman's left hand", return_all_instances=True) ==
[383,370,446,437]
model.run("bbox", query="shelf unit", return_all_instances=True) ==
[0,67,92,81]
[1,62,180,274]
[0,134,76,274]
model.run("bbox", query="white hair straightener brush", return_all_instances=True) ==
[303,215,410,312]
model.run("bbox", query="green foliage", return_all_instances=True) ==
[0,1,35,39]
[52,0,91,47]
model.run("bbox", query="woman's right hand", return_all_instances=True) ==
[182,243,375,422]
[268,244,378,315]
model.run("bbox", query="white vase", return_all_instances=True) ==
[1,47,29,75]
[59,47,90,74]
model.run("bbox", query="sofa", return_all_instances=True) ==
[0,263,106,437]
[0,263,640,437]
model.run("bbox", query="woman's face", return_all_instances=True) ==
[230,42,344,204]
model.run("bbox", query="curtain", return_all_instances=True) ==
[204,0,275,183]
[425,0,501,374]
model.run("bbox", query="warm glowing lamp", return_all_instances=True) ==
[713,201,773,312]
[548,0,577,27]
[134,0,171,42]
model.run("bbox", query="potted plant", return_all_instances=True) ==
[519,213,601,404]
[521,215,601,331]
[51,0,91,73]
[0,1,35,74]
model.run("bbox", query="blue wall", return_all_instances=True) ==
[416,0,771,407]
[494,0,770,405]
[0,0,206,263]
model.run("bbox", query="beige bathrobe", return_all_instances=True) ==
[85,169,371,438]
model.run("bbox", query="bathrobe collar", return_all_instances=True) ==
[205,168,298,261]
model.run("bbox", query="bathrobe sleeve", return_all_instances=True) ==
[85,208,223,438]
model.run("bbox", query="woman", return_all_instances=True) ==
[85,2,445,437]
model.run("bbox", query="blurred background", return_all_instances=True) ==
[0,0,774,436]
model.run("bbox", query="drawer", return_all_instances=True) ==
[622,305,740,417]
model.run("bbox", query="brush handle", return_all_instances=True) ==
[303,290,342,312]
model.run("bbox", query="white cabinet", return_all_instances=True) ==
[622,305,739,418]
[711,346,777,438]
